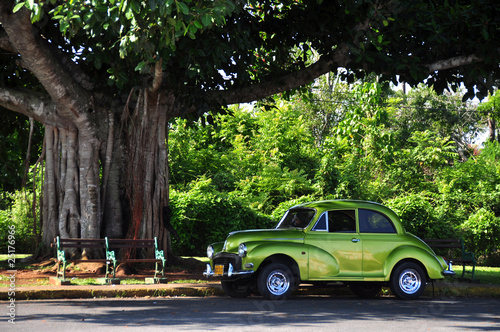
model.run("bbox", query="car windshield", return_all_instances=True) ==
[276,208,316,229]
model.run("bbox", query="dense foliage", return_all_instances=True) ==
[2,0,499,257]
[168,81,500,263]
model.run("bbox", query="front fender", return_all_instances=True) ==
[385,245,446,280]
[211,241,224,254]
[245,242,309,278]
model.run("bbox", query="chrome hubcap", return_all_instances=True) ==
[399,268,421,294]
[266,271,290,296]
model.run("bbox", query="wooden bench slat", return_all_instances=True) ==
[115,259,161,263]
[58,244,105,249]
[107,239,155,243]
[72,259,108,262]
[107,244,154,249]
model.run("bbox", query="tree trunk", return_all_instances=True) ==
[121,89,173,259]
[488,118,496,143]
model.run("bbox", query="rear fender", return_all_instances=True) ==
[385,245,446,280]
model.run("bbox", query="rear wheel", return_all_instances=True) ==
[221,279,253,298]
[257,263,294,301]
[390,262,426,300]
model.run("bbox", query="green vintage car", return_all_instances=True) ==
[204,200,455,300]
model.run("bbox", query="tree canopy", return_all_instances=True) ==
[0,0,499,255]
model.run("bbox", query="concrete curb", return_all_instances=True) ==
[0,283,224,301]
[1,281,500,301]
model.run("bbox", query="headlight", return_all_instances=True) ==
[238,243,247,257]
[207,245,214,259]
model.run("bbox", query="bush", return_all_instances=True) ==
[169,180,273,256]
[460,208,500,261]
[0,191,37,253]
[385,194,455,239]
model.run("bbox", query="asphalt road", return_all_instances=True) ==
[3,296,500,331]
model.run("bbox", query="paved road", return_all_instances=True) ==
[3,296,500,331]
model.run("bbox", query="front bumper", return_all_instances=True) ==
[203,263,255,277]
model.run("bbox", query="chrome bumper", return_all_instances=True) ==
[443,261,456,276]
[203,263,255,278]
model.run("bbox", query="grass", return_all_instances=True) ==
[466,266,500,284]
[0,254,32,260]
[182,256,209,263]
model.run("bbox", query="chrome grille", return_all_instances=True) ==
[213,253,241,271]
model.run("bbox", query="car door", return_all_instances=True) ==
[304,209,363,279]
[357,208,399,278]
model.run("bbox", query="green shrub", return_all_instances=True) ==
[0,191,37,253]
[169,180,273,256]
[460,208,500,261]
[385,194,455,239]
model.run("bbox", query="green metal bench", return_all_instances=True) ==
[424,238,477,280]
[105,237,166,282]
[52,236,166,283]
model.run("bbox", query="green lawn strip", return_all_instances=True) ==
[470,266,500,284]
[0,254,32,260]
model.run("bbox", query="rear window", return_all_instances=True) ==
[359,209,396,233]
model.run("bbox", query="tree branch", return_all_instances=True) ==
[149,58,163,93]
[0,4,91,121]
[0,87,63,127]
[210,45,350,105]
[0,28,16,53]
[427,54,483,72]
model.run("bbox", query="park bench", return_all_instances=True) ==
[423,238,477,280]
[52,236,166,284]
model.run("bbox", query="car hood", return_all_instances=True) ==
[224,228,305,252]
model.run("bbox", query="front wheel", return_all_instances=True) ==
[390,262,426,300]
[257,263,295,301]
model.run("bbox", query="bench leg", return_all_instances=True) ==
[153,260,167,283]
[154,261,162,279]
[61,261,67,280]
[105,261,112,279]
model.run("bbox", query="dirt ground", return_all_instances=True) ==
[0,257,207,286]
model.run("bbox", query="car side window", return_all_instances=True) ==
[328,210,356,233]
[359,209,396,233]
[312,213,328,231]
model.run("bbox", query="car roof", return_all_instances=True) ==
[290,199,404,233]
[292,199,398,217]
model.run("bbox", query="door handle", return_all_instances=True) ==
[351,238,360,242]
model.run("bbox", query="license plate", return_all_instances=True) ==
[214,265,224,276]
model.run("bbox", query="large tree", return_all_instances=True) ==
[0,0,498,256]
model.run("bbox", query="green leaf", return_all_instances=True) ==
[135,61,148,72]
[201,14,212,26]
[177,2,189,15]
[12,2,25,13]
[193,20,203,29]
[59,20,70,33]
[482,28,489,40]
